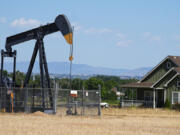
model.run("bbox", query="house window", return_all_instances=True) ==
[177,81,180,88]
[172,92,180,104]
[166,62,171,69]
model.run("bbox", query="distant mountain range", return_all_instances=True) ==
[2,61,152,78]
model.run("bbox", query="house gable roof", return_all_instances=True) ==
[121,67,180,89]
[139,56,180,83]
[151,67,180,88]
[122,56,180,89]
[168,56,180,67]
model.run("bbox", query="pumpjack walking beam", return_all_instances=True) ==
[1,14,73,110]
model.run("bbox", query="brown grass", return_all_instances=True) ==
[0,108,180,135]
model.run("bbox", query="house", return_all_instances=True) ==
[121,56,180,108]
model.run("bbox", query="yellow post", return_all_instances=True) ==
[10,92,14,113]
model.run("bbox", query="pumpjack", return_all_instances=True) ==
[0,14,73,112]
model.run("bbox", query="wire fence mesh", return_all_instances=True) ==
[0,87,101,116]
[56,89,101,116]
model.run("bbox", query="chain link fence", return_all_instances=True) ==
[0,87,101,116]
[56,89,101,116]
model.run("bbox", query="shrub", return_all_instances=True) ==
[164,99,171,109]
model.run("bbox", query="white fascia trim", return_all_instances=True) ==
[164,73,180,87]
[155,87,164,90]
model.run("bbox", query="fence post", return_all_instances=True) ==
[53,83,58,114]
[132,89,133,106]
[81,86,85,115]
[0,88,1,111]
[4,88,6,112]
[98,85,101,116]
[32,86,35,110]
[42,88,45,112]
[24,88,28,113]
[153,89,156,109]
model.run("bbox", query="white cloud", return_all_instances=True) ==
[143,32,151,37]
[117,33,126,39]
[143,32,162,42]
[116,32,132,47]
[11,18,40,27]
[150,36,161,42]
[0,17,6,23]
[84,27,112,34]
[116,40,132,47]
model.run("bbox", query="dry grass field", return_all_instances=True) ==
[0,108,180,135]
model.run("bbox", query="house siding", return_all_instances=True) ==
[166,76,180,104]
[154,70,177,88]
[142,60,176,83]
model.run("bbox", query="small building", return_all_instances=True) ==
[121,56,180,108]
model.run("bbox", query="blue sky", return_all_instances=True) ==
[0,0,180,69]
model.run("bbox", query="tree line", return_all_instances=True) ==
[5,70,137,103]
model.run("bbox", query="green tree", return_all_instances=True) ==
[59,78,70,89]
[84,77,104,90]
[164,99,171,109]
[96,75,120,82]
[15,71,25,86]
[72,78,84,90]
[104,80,118,90]
[2,70,8,77]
